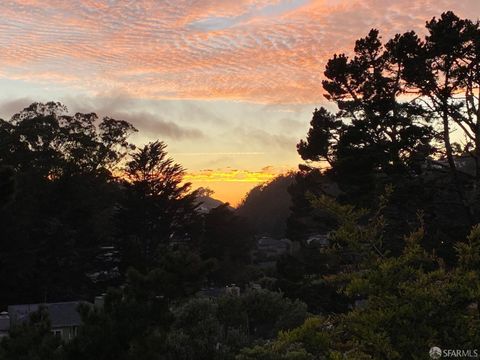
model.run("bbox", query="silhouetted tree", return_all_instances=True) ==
[0,166,15,208]
[200,204,254,285]
[0,307,64,360]
[400,13,480,178]
[298,29,435,201]
[292,12,480,262]
[397,12,480,223]
[67,269,173,360]
[1,102,136,176]
[67,253,211,360]
[0,102,137,305]
[115,141,199,273]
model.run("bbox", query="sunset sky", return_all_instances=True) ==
[1,0,479,205]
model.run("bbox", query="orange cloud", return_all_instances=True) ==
[184,168,278,183]
[1,0,479,104]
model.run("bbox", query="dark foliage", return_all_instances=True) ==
[199,204,254,285]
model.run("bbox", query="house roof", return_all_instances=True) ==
[8,301,84,328]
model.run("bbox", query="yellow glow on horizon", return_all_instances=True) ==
[185,168,292,206]
[112,167,291,206]
[189,180,261,207]
[184,169,277,183]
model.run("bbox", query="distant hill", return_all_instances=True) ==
[195,187,234,213]
[236,173,295,238]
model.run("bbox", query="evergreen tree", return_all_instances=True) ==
[0,307,64,360]
[200,204,254,285]
[115,141,199,274]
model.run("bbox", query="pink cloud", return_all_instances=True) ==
[0,0,479,104]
